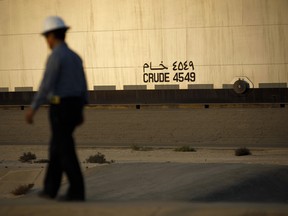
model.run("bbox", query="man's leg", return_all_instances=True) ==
[42,106,63,198]
[58,100,85,200]
[62,135,85,200]
[43,141,63,198]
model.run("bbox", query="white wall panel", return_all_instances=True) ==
[0,35,47,70]
[0,70,10,90]
[187,25,288,66]
[9,0,55,34]
[84,68,96,91]
[90,0,164,31]
[0,0,10,35]
[194,64,288,89]
[264,26,288,64]
[243,0,288,25]
[243,65,288,87]
[187,0,243,27]
[0,36,22,70]
[162,29,187,65]
[2,69,41,90]
[92,68,144,90]
[21,35,48,69]
[161,0,187,28]
[0,0,287,91]
[195,66,243,89]
[187,27,237,65]
[237,26,268,65]
[52,0,91,32]
[139,30,164,66]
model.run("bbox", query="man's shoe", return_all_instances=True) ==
[38,191,55,200]
[58,195,85,202]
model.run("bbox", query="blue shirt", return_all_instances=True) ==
[32,42,88,110]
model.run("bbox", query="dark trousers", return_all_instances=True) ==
[44,97,85,200]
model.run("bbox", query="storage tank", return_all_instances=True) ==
[0,0,287,104]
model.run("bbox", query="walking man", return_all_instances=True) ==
[25,16,87,201]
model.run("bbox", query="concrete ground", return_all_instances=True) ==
[84,163,288,203]
[0,146,288,215]
[0,106,288,215]
[1,201,288,216]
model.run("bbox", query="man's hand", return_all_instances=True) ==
[76,114,84,126]
[25,108,36,124]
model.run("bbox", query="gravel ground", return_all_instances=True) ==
[0,107,288,147]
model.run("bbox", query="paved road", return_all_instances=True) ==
[0,107,288,147]
[4,163,288,203]
[1,163,288,216]
[83,163,288,203]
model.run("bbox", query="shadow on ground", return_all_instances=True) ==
[81,163,288,203]
[192,167,288,203]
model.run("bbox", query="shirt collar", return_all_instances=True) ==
[53,42,67,52]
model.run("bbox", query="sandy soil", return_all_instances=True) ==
[1,145,288,166]
[0,107,288,147]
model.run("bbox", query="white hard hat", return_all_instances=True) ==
[42,16,70,35]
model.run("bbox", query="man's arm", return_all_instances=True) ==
[26,54,60,124]
[31,54,60,110]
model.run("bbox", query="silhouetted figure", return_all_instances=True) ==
[25,16,87,201]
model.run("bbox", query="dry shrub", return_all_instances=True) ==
[174,146,196,152]
[235,147,251,156]
[11,184,34,196]
[19,152,36,163]
[86,152,115,164]
[34,159,49,164]
[131,144,153,151]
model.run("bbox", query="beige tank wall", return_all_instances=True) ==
[0,0,287,91]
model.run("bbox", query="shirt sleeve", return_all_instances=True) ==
[31,54,61,111]
[82,66,89,104]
